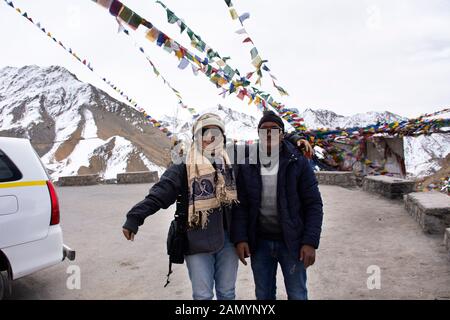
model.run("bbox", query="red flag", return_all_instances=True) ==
[242,37,253,44]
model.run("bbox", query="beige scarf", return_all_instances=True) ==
[186,140,238,229]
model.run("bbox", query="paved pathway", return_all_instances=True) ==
[9,184,450,299]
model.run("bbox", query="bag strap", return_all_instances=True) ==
[164,261,173,288]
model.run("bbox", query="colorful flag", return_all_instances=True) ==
[109,0,123,17]
[127,12,142,30]
[97,0,113,9]
[166,9,178,24]
[156,32,167,47]
[145,27,159,42]
[118,6,132,23]
[250,47,259,60]
[239,12,250,24]
[229,8,238,20]
[177,58,189,70]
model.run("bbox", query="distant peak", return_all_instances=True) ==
[1,64,78,80]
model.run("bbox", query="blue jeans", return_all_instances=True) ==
[251,238,308,300]
[185,232,239,300]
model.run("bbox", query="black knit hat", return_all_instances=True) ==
[258,110,285,132]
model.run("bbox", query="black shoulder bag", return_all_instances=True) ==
[164,193,188,287]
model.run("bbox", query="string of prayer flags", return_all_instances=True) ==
[154,1,236,74]
[91,0,306,130]
[153,1,300,124]
[299,109,450,174]
[116,22,201,120]
[151,1,302,122]
[3,0,173,136]
[222,0,289,97]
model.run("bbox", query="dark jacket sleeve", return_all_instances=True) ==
[230,165,250,245]
[285,132,307,145]
[298,158,324,249]
[122,164,184,234]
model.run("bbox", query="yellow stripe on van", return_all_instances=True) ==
[0,180,47,189]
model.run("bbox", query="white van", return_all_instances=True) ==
[0,137,75,299]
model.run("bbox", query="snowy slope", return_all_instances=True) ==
[164,105,448,178]
[299,108,407,129]
[0,65,170,179]
[162,104,260,141]
[404,134,450,177]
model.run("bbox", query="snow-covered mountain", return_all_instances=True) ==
[287,108,449,177]
[165,106,409,141]
[303,109,450,177]
[0,65,171,179]
[404,134,450,177]
[163,105,448,178]
[0,65,447,180]
[299,108,408,129]
[161,104,260,141]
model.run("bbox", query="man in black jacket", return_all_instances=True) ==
[232,111,324,300]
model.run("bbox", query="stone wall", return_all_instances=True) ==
[362,175,415,199]
[57,171,159,186]
[57,174,100,187]
[315,171,357,188]
[116,171,159,184]
[404,192,450,234]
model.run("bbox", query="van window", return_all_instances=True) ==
[0,149,23,182]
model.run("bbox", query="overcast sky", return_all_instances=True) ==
[1,0,450,121]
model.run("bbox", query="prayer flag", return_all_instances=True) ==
[109,0,123,17]
[128,13,142,30]
[239,12,250,24]
[156,32,167,46]
[250,47,258,59]
[178,58,189,70]
[145,27,159,42]
[118,6,132,23]
[229,8,238,20]
[97,0,113,9]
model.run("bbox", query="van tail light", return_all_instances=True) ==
[46,181,60,225]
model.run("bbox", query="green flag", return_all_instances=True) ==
[167,9,178,24]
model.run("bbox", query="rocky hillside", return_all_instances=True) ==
[0,65,171,179]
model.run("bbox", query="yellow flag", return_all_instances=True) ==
[218,77,228,86]
[229,8,238,20]
[145,28,159,42]
[252,56,262,68]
